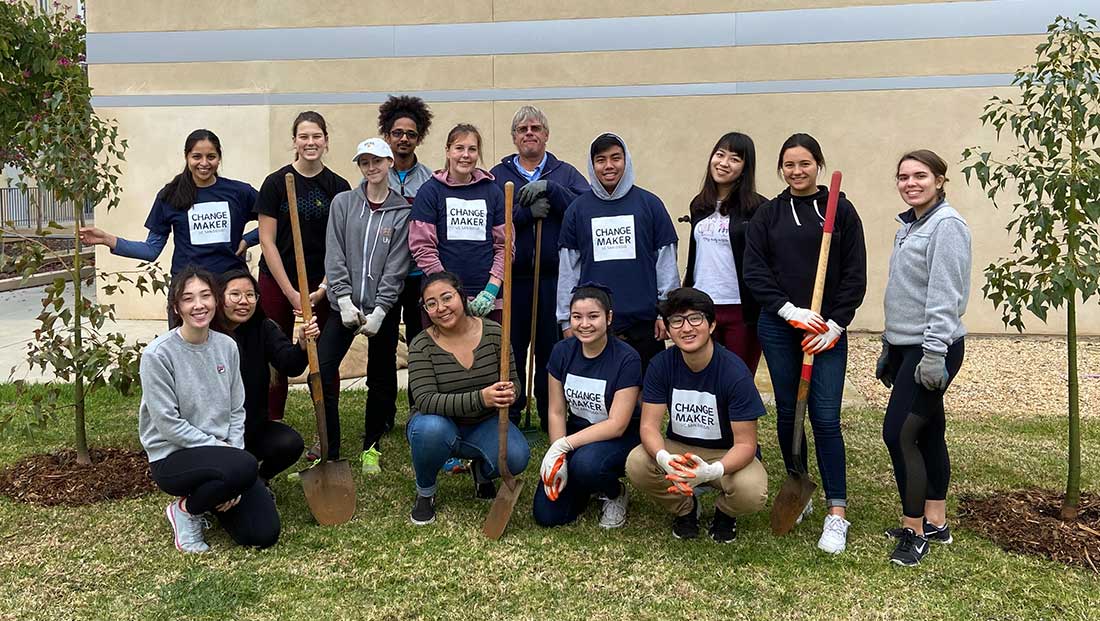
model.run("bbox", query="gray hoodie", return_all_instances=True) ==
[883,200,971,354]
[325,184,412,314]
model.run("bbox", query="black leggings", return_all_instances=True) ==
[881,339,965,518]
[245,421,304,481]
[149,446,280,549]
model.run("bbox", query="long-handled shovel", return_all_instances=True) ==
[483,181,524,540]
[286,173,356,526]
[770,170,842,536]
[520,219,544,438]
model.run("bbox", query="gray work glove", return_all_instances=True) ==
[875,337,893,388]
[914,350,949,391]
[518,180,549,208]
[529,197,551,219]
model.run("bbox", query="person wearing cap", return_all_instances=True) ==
[490,105,589,431]
[316,137,412,471]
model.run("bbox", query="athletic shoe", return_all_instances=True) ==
[885,519,953,544]
[598,482,629,529]
[890,528,930,566]
[165,499,210,554]
[672,497,700,540]
[475,480,497,500]
[709,508,738,543]
[361,445,381,475]
[796,499,813,525]
[442,457,469,474]
[817,513,851,554]
[410,494,436,525]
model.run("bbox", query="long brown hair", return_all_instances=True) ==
[690,132,763,220]
[168,265,228,332]
[897,149,949,203]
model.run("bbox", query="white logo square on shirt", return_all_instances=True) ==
[670,388,721,440]
[445,198,488,241]
[188,201,231,245]
[591,215,636,262]
[564,374,608,424]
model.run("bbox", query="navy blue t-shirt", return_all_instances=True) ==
[642,344,765,450]
[145,176,258,276]
[547,336,642,431]
[559,186,678,330]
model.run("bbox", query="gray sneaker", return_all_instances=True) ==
[166,499,210,553]
[598,483,629,529]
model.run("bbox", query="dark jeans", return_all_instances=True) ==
[615,320,665,375]
[882,339,965,518]
[757,311,848,507]
[398,273,424,409]
[509,275,560,430]
[406,413,531,497]
[532,428,640,527]
[244,421,304,481]
[149,446,280,549]
[316,305,402,459]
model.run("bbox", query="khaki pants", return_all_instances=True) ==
[626,440,768,517]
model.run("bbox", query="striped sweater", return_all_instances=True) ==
[407,319,519,425]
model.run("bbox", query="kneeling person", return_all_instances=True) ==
[626,287,768,542]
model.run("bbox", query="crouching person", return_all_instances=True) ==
[626,287,768,542]
[139,267,280,553]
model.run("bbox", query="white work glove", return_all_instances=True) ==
[655,449,680,477]
[337,296,365,329]
[915,350,949,391]
[540,437,573,501]
[666,452,725,496]
[468,289,497,317]
[801,319,844,354]
[778,301,827,334]
[358,307,387,337]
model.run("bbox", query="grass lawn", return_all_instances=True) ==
[0,385,1097,621]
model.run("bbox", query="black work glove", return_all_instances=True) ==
[518,180,549,208]
[875,337,894,388]
[529,197,551,219]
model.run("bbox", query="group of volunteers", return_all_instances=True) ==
[86,95,971,567]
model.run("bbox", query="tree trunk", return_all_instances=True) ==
[72,202,90,465]
[1061,295,1080,520]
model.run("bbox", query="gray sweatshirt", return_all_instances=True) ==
[325,185,412,314]
[883,200,971,354]
[138,329,246,462]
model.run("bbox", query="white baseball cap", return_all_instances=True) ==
[352,137,393,161]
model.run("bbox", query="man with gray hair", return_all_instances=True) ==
[491,105,589,432]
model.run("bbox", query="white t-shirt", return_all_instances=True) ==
[692,211,740,304]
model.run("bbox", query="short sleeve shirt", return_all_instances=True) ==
[547,336,642,431]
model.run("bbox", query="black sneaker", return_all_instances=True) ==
[709,508,738,543]
[885,519,953,544]
[410,494,436,525]
[475,480,497,500]
[889,528,930,566]
[672,497,700,540]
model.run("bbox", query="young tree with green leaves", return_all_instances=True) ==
[962,14,1100,520]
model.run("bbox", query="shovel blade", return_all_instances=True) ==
[770,472,817,536]
[482,477,524,540]
[300,460,356,526]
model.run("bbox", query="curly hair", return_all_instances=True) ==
[378,95,434,138]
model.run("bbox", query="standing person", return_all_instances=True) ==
[79,129,259,326]
[409,124,507,323]
[533,284,642,529]
[880,150,970,566]
[682,132,767,374]
[490,105,589,430]
[557,133,680,372]
[625,287,769,542]
[254,111,351,422]
[217,269,317,486]
[405,272,528,525]
[743,133,867,554]
[318,138,411,470]
[139,267,279,553]
[380,95,435,347]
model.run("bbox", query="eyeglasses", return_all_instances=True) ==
[666,313,706,329]
[389,129,420,140]
[514,124,544,135]
[226,291,258,303]
[422,292,457,312]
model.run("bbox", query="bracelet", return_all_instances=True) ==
[317,282,328,291]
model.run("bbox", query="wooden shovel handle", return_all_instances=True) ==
[498,182,514,482]
[525,219,543,408]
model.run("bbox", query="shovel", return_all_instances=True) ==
[286,173,356,526]
[483,181,524,540]
[520,218,544,439]
[770,170,842,536]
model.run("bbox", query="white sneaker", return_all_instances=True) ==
[817,513,850,554]
[598,483,629,529]
[796,499,813,524]
[166,498,210,553]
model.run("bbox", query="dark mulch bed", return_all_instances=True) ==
[0,447,156,506]
[960,489,1100,573]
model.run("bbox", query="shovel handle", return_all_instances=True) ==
[524,219,543,415]
[498,182,515,483]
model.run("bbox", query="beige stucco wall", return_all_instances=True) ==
[87,1,1100,334]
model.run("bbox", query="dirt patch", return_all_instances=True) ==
[0,447,156,506]
[959,489,1100,572]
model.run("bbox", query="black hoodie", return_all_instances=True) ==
[229,312,309,437]
[742,185,867,327]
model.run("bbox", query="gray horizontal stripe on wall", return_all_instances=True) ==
[90,73,1015,108]
[86,0,1099,64]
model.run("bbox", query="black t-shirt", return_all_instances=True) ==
[254,164,351,286]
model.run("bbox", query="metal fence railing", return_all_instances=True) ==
[0,187,95,231]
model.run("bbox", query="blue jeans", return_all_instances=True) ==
[406,413,531,497]
[532,429,641,527]
[757,311,848,507]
